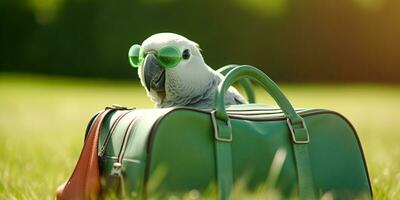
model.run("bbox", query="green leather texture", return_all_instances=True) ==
[94,66,372,199]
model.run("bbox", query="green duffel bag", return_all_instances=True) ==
[89,65,371,199]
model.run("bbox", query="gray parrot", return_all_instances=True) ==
[130,33,246,109]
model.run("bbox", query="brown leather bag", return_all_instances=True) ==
[56,109,112,200]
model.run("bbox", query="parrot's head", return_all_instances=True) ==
[129,33,215,107]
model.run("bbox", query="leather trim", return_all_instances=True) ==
[57,109,114,200]
[84,111,101,141]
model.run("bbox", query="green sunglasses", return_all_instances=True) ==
[128,44,186,69]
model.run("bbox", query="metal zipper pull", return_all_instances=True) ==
[107,162,126,198]
[105,116,137,198]
[111,162,123,176]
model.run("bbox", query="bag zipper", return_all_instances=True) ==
[109,117,138,197]
[116,118,137,164]
[226,108,282,112]
[99,110,132,158]
[226,109,306,115]
[98,104,134,198]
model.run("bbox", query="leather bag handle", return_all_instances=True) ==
[217,65,256,103]
[215,65,303,126]
[212,65,316,200]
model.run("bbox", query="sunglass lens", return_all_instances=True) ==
[158,46,181,68]
[128,44,141,68]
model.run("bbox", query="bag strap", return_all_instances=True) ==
[56,108,113,200]
[211,111,233,200]
[294,144,316,200]
[213,65,316,200]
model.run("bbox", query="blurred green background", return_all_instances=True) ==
[1,0,400,199]
[1,0,399,82]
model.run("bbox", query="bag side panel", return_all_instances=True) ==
[306,112,372,199]
[229,117,298,195]
[115,109,172,198]
[147,110,217,196]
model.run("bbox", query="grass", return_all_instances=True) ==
[0,73,399,199]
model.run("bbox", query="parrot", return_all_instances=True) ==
[129,33,246,109]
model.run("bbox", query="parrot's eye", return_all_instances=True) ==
[182,49,190,60]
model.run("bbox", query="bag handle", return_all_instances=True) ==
[212,65,315,200]
[217,65,256,103]
[215,65,304,130]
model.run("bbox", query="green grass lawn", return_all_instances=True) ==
[0,73,399,199]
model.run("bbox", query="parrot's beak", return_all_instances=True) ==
[143,53,165,92]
